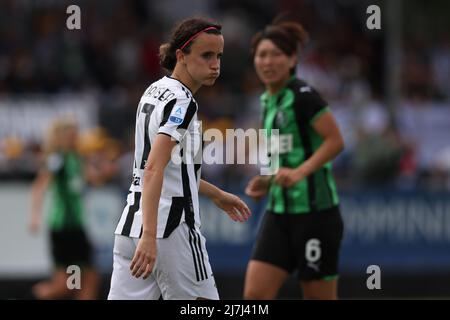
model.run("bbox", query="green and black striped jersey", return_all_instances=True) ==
[261,76,339,214]
[47,151,85,230]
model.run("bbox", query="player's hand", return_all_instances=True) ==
[29,214,41,234]
[274,167,306,187]
[130,234,156,279]
[213,191,251,222]
[245,175,270,201]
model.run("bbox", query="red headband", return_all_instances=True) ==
[179,26,218,50]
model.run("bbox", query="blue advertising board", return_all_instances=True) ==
[201,191,450,274]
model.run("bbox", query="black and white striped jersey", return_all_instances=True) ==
[115,76,202,238]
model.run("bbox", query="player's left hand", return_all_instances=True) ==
[274,167,306,187]
[213,191,251,222]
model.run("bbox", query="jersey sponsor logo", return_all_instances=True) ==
[275,110,287,127]
[279,134,293,153]
[132,173,141,186]
[270,134,293,154]
[169,115,183,124]
[300,86,312,93]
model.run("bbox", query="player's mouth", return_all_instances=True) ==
[262,70,276,77]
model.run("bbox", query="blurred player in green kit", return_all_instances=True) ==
[244,16,345,300]
[29,119,99,299]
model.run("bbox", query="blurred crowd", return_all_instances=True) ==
[0,0,449,192]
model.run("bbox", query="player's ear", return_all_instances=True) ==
[288,54,297,69]
[175,49,186,65]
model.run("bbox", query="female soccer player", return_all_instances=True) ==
[29,119,99,299]
[108,17,251,300]
[244,17,345,300]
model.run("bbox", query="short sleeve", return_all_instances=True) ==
[295,85,329,124]
[157,96,197,143]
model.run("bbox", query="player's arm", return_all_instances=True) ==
[275,111,344,187]
[200,179,251,222]
[130,133,176,279]
[300,111,344,176]
[29,169,52,233]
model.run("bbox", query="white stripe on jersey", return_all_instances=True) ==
[115,76,202,238]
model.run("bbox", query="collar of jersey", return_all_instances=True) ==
[164,76,194,96]
[261,75,296,102]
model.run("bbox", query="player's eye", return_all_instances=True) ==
[272,50,283,57]
[256,51,267,59]
[202,52,214,59]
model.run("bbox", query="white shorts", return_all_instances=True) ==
[108,222,219,300]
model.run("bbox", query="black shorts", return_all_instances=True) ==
[50,228,93,268]
[251,206,344,281]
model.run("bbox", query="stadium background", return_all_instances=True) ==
[0,0,449,299]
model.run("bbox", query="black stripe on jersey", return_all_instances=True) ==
[293,104,317,212]
[282,161,290,212]
[188,229,201,281]
[181,86,191,99]
[180,148,195,229]
[58,158,76,228]
[272,95,289,212]
[194,137,203,182]
[159,99,177,128]
[261,103,267,129]
[194,164,201,182]
[121,192,142,236]
[176,100,197,131]
[323,168,333,204]
[166,76,193,98]
[194,230,208,280]
[140,103,155,169]
[162,197,184,238]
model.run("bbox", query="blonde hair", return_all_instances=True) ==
[43,118,78,155]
